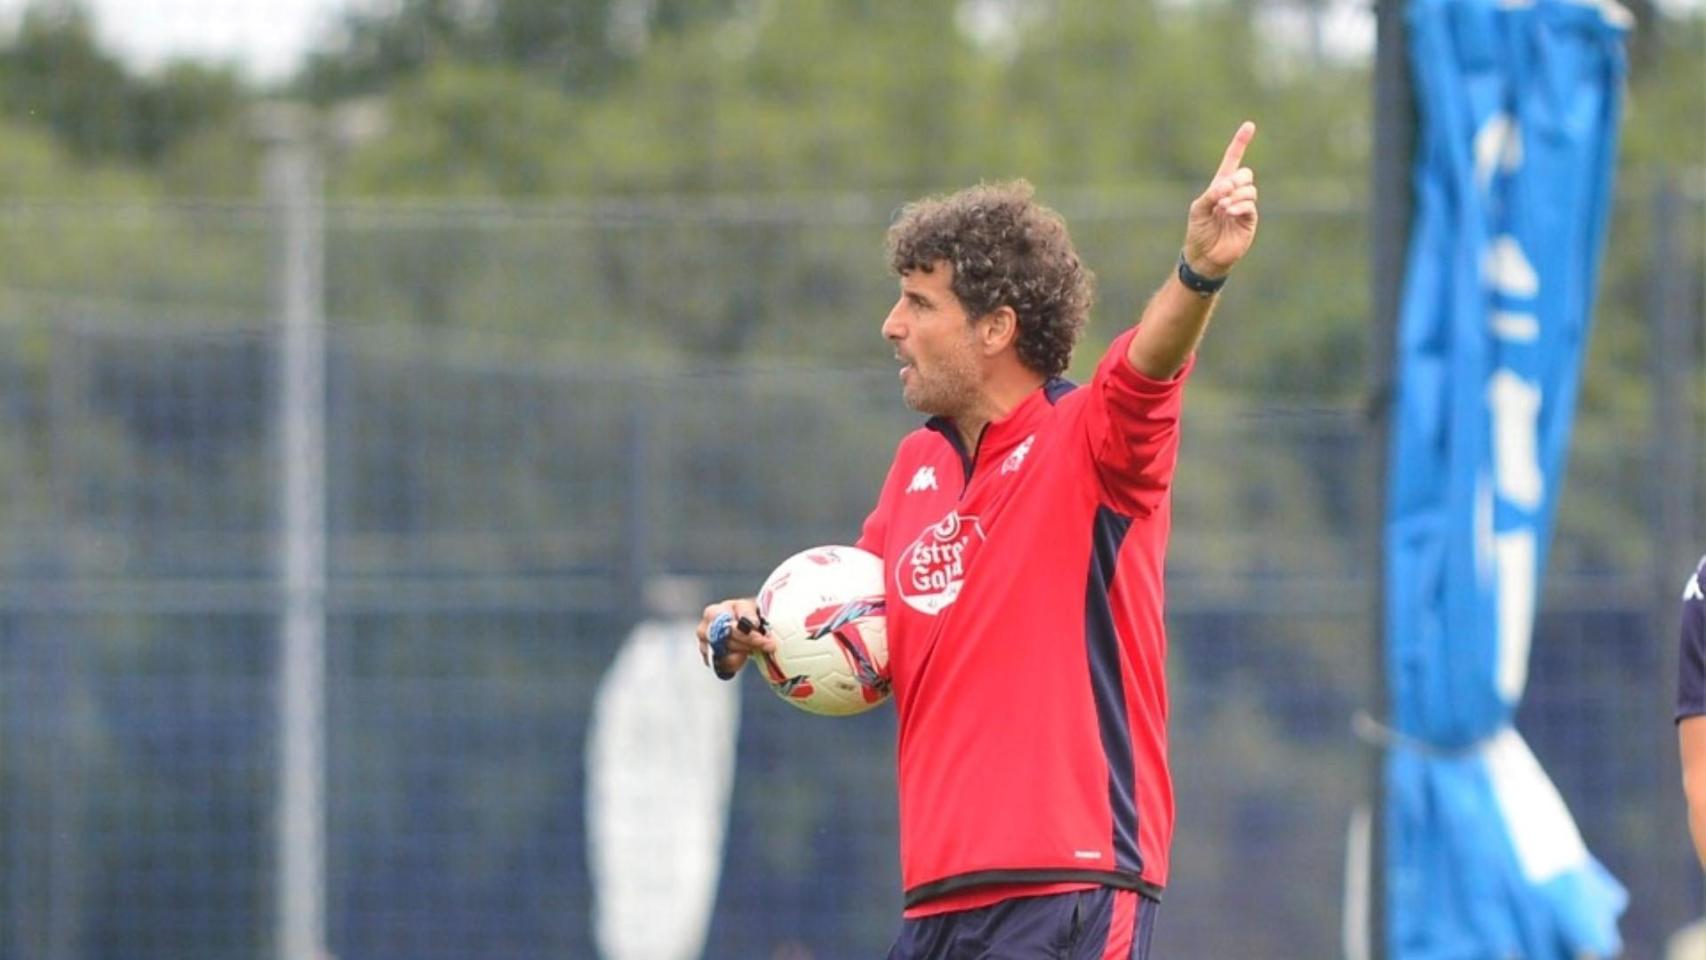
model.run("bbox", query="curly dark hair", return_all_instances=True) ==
[886,180,1094,378]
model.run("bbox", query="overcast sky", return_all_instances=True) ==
[0,0,1685,85]
[0,0,1377,82]
[0,0,365,82]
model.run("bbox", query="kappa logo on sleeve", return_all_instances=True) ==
[895,511,985,614]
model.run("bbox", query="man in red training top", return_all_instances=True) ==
[699,122,1259,957]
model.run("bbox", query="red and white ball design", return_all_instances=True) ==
[754,545,891,717]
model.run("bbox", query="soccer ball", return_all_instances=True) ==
[753,545,891,717]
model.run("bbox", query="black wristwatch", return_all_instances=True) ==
[1176,252,1228,297]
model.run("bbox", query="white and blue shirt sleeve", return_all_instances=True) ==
[1676,553,1706,722]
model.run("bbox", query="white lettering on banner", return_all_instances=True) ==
[1487,371,1544,511]
[1490,311,1539,342]
[1473,112,1523,189]
[1474,115,1546,709]
[1495,530,1536,702]
[1474,475,1496,585]
[1484,235,1539,298]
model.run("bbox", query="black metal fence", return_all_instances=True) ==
[0,184,1701,958]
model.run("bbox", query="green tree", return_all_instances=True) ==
[298,0,744,101]
[0,5,243,166]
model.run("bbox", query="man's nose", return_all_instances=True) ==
[881,303,904,340]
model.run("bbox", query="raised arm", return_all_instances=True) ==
[1683,717,1706,869]
[1126,121,1260,380]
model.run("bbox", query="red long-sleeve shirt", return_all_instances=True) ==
[857,329,1191,917]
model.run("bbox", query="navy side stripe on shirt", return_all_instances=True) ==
[1086,505,1141,875]
[1677,553,1706,722]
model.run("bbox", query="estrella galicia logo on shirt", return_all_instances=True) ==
[896,511,986,614]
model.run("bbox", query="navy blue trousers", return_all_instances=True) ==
[888,888,1159,960]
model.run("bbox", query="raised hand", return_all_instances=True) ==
[1183,121,1259,278]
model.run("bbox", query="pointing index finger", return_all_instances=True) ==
[1214,121,1257,180]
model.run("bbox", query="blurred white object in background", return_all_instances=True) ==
[586,615,741,960]
[1666,917,1706,960]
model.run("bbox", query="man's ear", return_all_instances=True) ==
[978,305,1019,356]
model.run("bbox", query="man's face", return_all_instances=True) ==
[881,263,983,418]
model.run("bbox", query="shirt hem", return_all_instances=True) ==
[903,867,1164,911]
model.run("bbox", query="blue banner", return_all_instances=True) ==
[1386,0,1630,954]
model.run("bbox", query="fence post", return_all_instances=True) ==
[1651,177,1694,594]
[257,102,329,960]
[1361,0,1414,953]
[625,393,654,623]
[1649,176,1697,928]
[28,320,87,960]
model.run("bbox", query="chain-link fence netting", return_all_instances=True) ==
[1,186,1702,958]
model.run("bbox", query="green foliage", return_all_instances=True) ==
[1621,14,1706,170]
[298,0,744,101]
[300,0,1382,368]
[313,0,1371,199]
[334,63,579,196]
[0,6,243,167]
